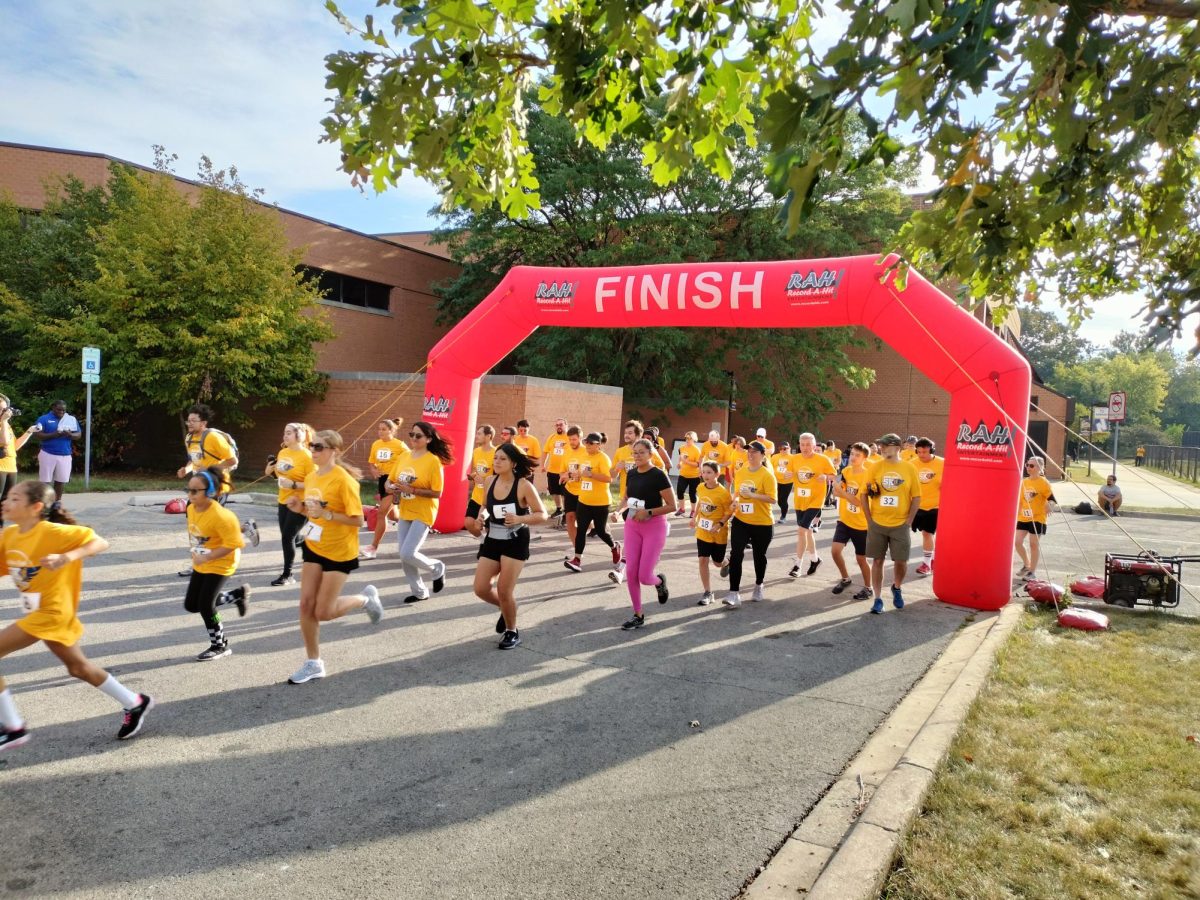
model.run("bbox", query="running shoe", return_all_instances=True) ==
[117,694,154,740]
[270,573,295,587]
[403,594,428,604]
[832,578,852,595]
[0,726,30,752]
[499,630,521,649]
[288,658,326,684]
[564,556,583,573]
[621,614,645,630]
[1015,566,1030,578]
[869,598,884,614]
[891,585,905,609]
[853,588,873,601]
[496,613,507,634]
[697,591,715,606]
[196,642,231,661]
[611,542,623,565]
[719,563,730,579]
[751,584,764,602]
[235,583,250,617]
[608,564,627,585]
[673,508,686,518]
[359,546,378,561]
[243,519,260,548]
[656,574,669,604]
[178,567,191,577]
[806,558,821,576]
[432,566,446,594]
[722,592,741,609]
[915,562,931,576]
[789,563,801,578]
[363,585,384,623]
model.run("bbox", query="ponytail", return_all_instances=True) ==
[20,481,78,525]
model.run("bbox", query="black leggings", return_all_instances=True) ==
[675,475,700,503]
[278,503,307,575]
[574,502,615,555]
[184,571,229,629]
[777,482,793,517]
[0,472,12,525]
[729,519,773,591]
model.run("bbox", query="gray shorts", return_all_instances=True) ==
[866,522,911,561]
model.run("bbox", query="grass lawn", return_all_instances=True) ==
[883,608,1200,900]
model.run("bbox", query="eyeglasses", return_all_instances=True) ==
[1025,462,1038,468]
[186,487,207,494]
[311,443,328,452]
[409,432,426,439]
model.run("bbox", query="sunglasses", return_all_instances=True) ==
[311,443,328,452]
[186,487,207,494]
[409,432,427,439]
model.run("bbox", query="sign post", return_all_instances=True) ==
[81,347,101,489]
[1108,390,1127,478]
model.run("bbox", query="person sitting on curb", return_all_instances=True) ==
[1097,476,1122,517]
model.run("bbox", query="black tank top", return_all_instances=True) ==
[485,476,529,537]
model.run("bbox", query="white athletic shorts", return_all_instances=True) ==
[38,451,72,484]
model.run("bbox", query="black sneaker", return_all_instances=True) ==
[499,630,521,650]
[656,573,669,604]
[117,694,154,740]
[496,613,507,634]
[197,642,231,661]
[270,573,295,586]
[807,558,821,576]
[788,564,801,578]
[621,614,645,630]
[832,578,852,595]
[432,569,445,593]
[403,594,429,604]
[0,726,30,752]
[235,583,251,617]
[853,587,872,601]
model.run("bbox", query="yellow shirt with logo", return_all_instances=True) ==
[612,444,664,495]
[677,443,702,479]
[756,438,775,456]
[577,451,613,506]
[389,450,444,527]
[914,455,945,510]
[868,453,883,465]
[370,438,409,473]
[866,458,921,528]
[837,464,870,531]
[1017,475,1054,524]
[274,446,314,504]
[0,422,16,474]
[513,433,541,464]
[901,448,917,462]
[700,440,730,469]
[562,445,590,496]
[184,430,234,495]
[303,466,365,561]
[728,447,749,478]
[1,521,97,645]
[789,452,835,511]
[543,432,571,474]
[187,501,244,576]
[824,448,841,466]
[469,445,497,505]
[732,465,778,526]
[693,482,733,543]
[772,452,795,485]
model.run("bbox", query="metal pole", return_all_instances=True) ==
[85,381,92,489]
[1112,419,1119,479]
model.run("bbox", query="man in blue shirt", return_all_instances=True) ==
[34,400,82,500]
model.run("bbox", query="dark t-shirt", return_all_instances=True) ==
[625,466,672,511]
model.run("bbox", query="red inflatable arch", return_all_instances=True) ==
[421,255,1030,611]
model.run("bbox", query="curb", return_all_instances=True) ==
[741,601,1024,899]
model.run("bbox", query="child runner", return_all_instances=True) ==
[829,442,874,601]
[184,469,250,660]
[361,418,408,560]
[723,441,777,608]
[693,461,733,605]
[265,422,314,586]
[0,482,153,748]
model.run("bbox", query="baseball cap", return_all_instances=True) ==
[755,427,767,437]
[748,440,767,454]
[877,433,902,446]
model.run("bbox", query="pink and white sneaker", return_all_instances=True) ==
[915,562,932,576]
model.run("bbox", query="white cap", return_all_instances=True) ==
[756,427,767,437]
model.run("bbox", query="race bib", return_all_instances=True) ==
[189,450,202,463]
[19,592,40,613]
[581,480,593,492]
[880,496,899,508]
[1022,508,1032,518]
[797,488,811,498]
[494,503,516,520]
[697,517,716,532]
[553,446,565,456]
[626,497,646,510]
[777,463,788,473]
[739,502,754,514]
[298,522,323,542]
[846,503,859,514]
[377,449,393,462]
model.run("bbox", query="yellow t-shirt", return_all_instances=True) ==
[901,448,917,462]
[728,447,749,478]
[612,444,664,494]
[866,458,921,528]
[677,443,702,479]
[789,452,835,511]
[756,438,776,456]
[1017,475,1054,524]
[562,445,589,496]
[370,438,409,472]
[694,482,733,543]
[732,465,778,526]
[469,445,497,505]
[543,432,571,474]
[700,440,730,469]
[824,448,841,466]
[184,430,235,495]
[837,464,870,531]
[914,455,945,510]
[187,501,244,576]
[1,521,97,645]
[0,422,16,474]
[868,453,883,465]
[577,450,613,506]
[513,433,541,464]
[772,452,795,485]
[390,450,445,526]
[303,466,365,561]
[274,446,314,504]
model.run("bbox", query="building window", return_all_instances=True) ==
[299,265,391,312]
[1030,395,1039,412]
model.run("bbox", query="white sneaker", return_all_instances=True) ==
[363,585,383,624]
[697,591,715,606]
[243,519,260,548]
[751,584,765,602]
[359,546,378,560]
[722,592,741,609]
[608,566,626,585]
[287,658,326,684]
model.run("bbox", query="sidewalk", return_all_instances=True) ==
[1059,460,1200,512]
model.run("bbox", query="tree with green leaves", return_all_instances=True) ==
[0,155,334,462]
[1017,305,1096,380]
[323,0,1200,347]
[431,104,912,422]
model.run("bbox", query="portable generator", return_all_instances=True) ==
[1103,552,1195,609]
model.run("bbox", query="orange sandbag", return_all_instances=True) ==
[1058,608,1109,631]
[1024,580,1065,605]
[1070,576,1106,599]
[164,497,188,514]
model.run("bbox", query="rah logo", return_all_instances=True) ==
[955,421,1013,461]
[785,268,843,300]
[423,396,455,419]
[535,281,577,308]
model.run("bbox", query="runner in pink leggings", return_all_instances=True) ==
[616,439,676,630]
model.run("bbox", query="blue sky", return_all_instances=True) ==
[1,0,1187,346]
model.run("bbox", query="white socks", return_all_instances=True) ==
[0,688,22,730]
[98,674,141,710]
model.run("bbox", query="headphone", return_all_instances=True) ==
[198,470,219,499]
